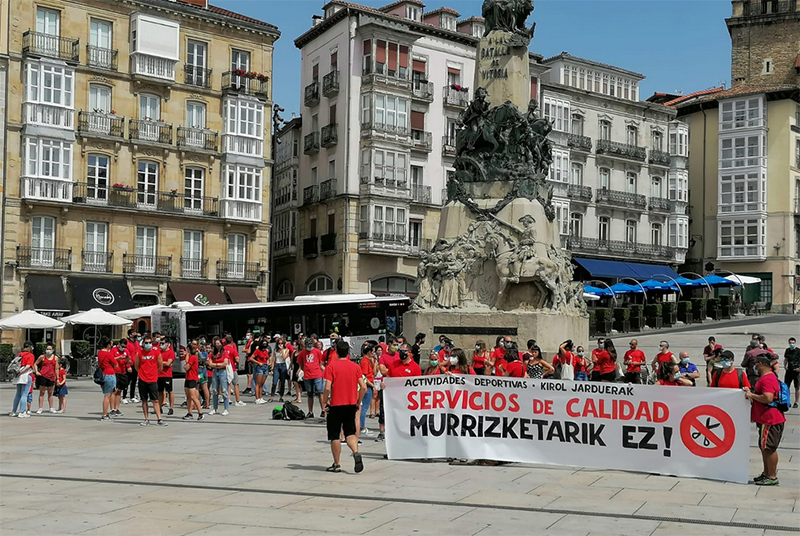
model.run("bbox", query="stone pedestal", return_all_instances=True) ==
[474,31,531,109]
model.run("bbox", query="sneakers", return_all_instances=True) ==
[235,401,246,407]
[197,413,205,421]
[110,409,123,417]
[180,401,187,407]
[122,398,130,404]
[55,409,64,414]
[100,415,111,421]
[8,412,17,417]
[182,413,193,420]
[140,420,151,426]
[353,452,364,473]
[132,397,141,403]
[243,388,252,394]
[221,410,229,416]
[793,402,798,409]
[362,428,371,436]
[754,473,768,483]
[755,477,779,486]
[306,412,314,419]
[168,408,174,416]
[18,413,29,419]
[209,409,217,415]
[157,420,168,426]
[36,408,43,414]
[49,408,57,414]
[375,432,385,442]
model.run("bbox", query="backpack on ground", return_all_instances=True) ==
[272,406,285,420]
[282,401,305,420]
[7,355,22,375]
[93,366,105,385]
[711,368,744,388]
[768,372,790,413]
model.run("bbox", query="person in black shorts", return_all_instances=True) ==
[784,337,800,408]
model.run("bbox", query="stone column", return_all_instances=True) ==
[474,30,531,109]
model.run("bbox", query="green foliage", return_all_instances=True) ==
[595,308,612,322]
[0,343,14,363]
[588,309,596,323]
[691,298,707,313]
[70,340,91,359]
[34,342,47,357]
[644,304,662,318]
[677,301,691,313]
[629,304,644,318]
[662,301,677,315]
[720,294,731,306]
[706,298,720,310]
[614,307,631,321]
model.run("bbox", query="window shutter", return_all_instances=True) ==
[363,39,371,55]
[530,77,538,100]
[412,60,426,73]
[410,110,424,130]
[312,63,319,79]
[448,67,460,75]
[376,40,387,63]
[388,43,398,71]
[330,50,337,66]
[399,45,408,68]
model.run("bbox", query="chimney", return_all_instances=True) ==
[312,14,323,27]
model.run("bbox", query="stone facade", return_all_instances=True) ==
[1,0,278,344]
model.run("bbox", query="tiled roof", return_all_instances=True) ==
[542,52,644,79]
[663,87,724,107]
[458,16,485,23]
[668,84,798,108]
[380,0,425,11]
[424,7,461,17]
[208,4,277,29]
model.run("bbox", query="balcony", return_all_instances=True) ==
[304,132,320,154]
[442,136,457,156]
[361,69,411,91]
[22,31,79,63]
[411,130,432,152]
[303,237,319,258]
[82,250,113,273]
[321,123,338,147]
[649,196,671,212]
[567,134,592,152]
[412,82,434,102]
[221,71,269,98]
[567,185,593,202]
[131,53,176,82]
[222,134,263,157]
[358,230,409,255]
[216,260,260,282]
[158,191,220,217]
[129,119,173,145]
[320,178,337,199]
[359,174,409,197]
[361,120,409,139]
[321,233,337,254]
[86,45,117,71]
[649,149,671,167]
[77,112,124,138]
[274,188,297,208]
[20,177,73,203]
[177,127,218,152]
[595,188,647,209]
[443,86,469,108]
[220,199,262,222]
[275,156,299,174]
[184,65,212,89]
[303,185,319,205]
[16,246,72,270]
[411,185,432,204]
[304,81,320,107]
[564,236,675,261]
[23,103,73,129]
[181,258,208,279]
[323,70,340,96]
[595,139,646,162]
[123,254,172,277]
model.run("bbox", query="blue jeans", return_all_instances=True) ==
[211,370,229,411]
[360,386,373,429]
[102,374,117,394]
[13,376,31,414]
[575,371,588,381]
[271,363,288,396]
[304,377,324,397]
[255,364,270,376]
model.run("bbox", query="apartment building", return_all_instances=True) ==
[1,0,278,340]
[538,53,690,275]
[660,0,800,312]
[275,0,483,299]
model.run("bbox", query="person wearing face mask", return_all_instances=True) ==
[574,346,588,381]
[224,334,246,407]
[33,343,59,414]
[125,329,141,403]
[710,350,750,389]
[298,337,325,419]
[376,343,421,443]
[243,331,254,395]
[447,348,475,375]
[269,337,290,402]
[378,338,401,375]
[783,337,800,408]
[651,340,676,377]
[745,355,786,486]
[111,339,130,416]
[503,350,525,378]
[411,333,425,365]
[182,340,204,421]
[250,339,270,404]
[656,362,692,386]
[677,351,700,386]
[590,338,605,382]
[553,340,578,381]
[424,349,441,375]
[157,336,176,416]
[472,340,489,376]
[437,337,454,363]
[358,343,377,435]
[208,337,231,416]
[96,338,116,421]
[595,339,617,383]
[623,339,646,384]
[135,336,166,425]
[524,345,554,379]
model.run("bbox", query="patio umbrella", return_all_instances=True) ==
[702,274,740,287]
[0,310,65,330]
[725,274,761,285]
[584,285,613,297]
[62,308,132,355]
[640,279,680,292]
[609,282,645,294]
[673,276,708,288]
[583,293,601,301]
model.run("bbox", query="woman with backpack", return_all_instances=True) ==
[10,341,36,418]
[33,343,60,414]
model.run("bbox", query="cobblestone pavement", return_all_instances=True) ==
[1,318,798,536]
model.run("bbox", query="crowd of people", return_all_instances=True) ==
[6,328,797,483]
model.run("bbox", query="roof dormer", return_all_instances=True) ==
[457,16,484,37]
[379,0,426,21]
[423,7,460,30]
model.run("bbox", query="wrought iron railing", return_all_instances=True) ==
[595,188,647,208]
[22,31,79,62]
[158,191,220,216]
[221,71,269,98]
[216,260,260,281]
[648,149,671,166]
[16,246,72,270]
[567,185,593,201]
[323,71,340,96]
[303,237,319,258]
[442,136,457,156]
[321,233,336,253]
[123,254,172,276]
[412,82,434,101]
[412,185,432,204]
[649,197,672,212]
[320,179,337,199]
[129,119,173,144]
[82,250,113,273]
[184,64,212,88]
[180,258,208,279]
[321,123,338,147]
[86,45,117,70]
[565,237,674,260]
[303,185,318,205]
[304,81,320,106]
[411,130,432,151]
[177,127,218,151]
[78,111,124,138]
[303,132,320,154]
[567,134,592,152]
[595,139,646,162]
[443,86,469,107]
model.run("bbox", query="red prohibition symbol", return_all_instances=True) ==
[680,405,736,458]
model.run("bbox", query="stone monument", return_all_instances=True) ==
[403,0,588,353]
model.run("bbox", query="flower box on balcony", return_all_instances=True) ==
[112,184,135,193]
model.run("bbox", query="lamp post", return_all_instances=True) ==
[586,279,617,307]
[619,277,648,304]
[651,274,683,298]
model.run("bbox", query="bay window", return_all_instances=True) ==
[225,99,263,138]
[554,201,570,236]
[549,149,569,183]
[720,135,763,168]
[543,97,569,132]
[362,39,409,79]
[368,93,408,134]
[361,148,408,188]
[719,170,765,213]
[24,62,75,128]
[720,97,764,130]
[719,217,766,258]
[24,137,72,180]
[224,164,262,202]
[359,203,408,243]
[668,169,688,202]
[669,218,688,249]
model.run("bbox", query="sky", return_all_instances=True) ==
[215,0,734,116]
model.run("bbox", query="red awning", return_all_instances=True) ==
[225,286,260,304]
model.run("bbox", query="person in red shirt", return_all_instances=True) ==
[623,339,647,384]
[448,348,476,375]
[504,354,525,378]
[746,356,787,485]
[378,342,401,376]
[182,340,204,421]
[55,362,68,413]
[208,337,231,415]
[322,333,340,368]
[710,350,751,389]
[125,329,142,403]
[11,342,36,417]
[472,340,489,376]
[594,339,617,382]
[97,337,117,421]
[359,343,377,435]
[135,335,165,426]
[322,339,367,473]
[298,338,325,418]
[33,342,59,414]
[249,339,271,404]
[243,331,254,395]
[656,362,693,386]
[651,340,677,377]
[553,340,579,380]
[110,339,131,416]
[224,334,245,407]
[156,335,176,416]
[590,338,606,381]
[388,344,422,378]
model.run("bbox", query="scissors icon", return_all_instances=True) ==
[691,417,720,446]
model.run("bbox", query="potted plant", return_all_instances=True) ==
[629,304,645,331]
[70,340,92,377]
[720,295,732,319]
[613,307,631,333]
[111,183,134,193]
[0,343,14,382]
[691,298,707,323]
[677,301,693,324]
[595,308,612,335]
[645,303,663,329]
[588,309,597,336]
[706,298,721,320]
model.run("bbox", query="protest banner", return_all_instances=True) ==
[384,376,751,483]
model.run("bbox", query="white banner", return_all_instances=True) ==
[384,376,751,483]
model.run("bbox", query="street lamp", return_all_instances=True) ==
[586,279,617,307]
[619,277,648,304]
